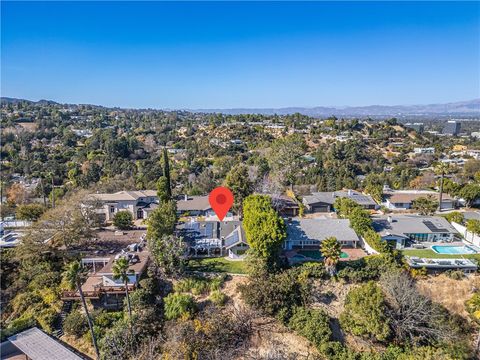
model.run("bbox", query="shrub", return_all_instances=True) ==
[93,310,123,329]
[288,307,332,348]
[442,211,464,225]
[466,292,480,323]
[445,270,465,280]
[174,277,208,295]
[15,203,46,221]
[296,262,328,279]
[1,314,36,341]
[340,281,391,342]
[174,275,226,295]
[113,211,133,230]
[337,254,399,283]
[36,308,57,333]
[363,229,391,253]
[63,311,88,338]
[409,267,427,279]
[209,290,227,306]
[239,268,309,317]
[208,274,226,292]
[164,293,196,320]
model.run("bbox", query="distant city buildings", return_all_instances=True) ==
[405,122,424,133]
[442,120,461,136]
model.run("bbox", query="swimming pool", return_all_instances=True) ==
[431,245,478,255]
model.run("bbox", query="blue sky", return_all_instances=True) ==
[1,1,479,109]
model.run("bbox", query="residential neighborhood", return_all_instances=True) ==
[1,1,480,359]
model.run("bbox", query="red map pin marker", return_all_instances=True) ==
[209,187,234,221]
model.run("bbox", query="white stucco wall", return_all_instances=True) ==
[452,221,480,247]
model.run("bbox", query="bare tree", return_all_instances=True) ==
[256,175,285,211]
[380,270,461,345]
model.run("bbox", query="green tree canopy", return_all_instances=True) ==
[459,184,480,207]
[242,195,286,264]
[113,211,134,230]
[147,200,177,238]
[320,237,341,275]
[267,134,306,186]
[15,203,46,221]
[340,281,391,342]
[148,234,186,276]
[224,164,253,214]
[412,196,438,216]
[466,219,480,237]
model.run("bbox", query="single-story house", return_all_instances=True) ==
[371,215,458,249]
[383,189,456,210]
[302,189,377,213]
[0,327,90,360]
[285,218,359,250]
[89,190,158,221]
[177,220,248,258]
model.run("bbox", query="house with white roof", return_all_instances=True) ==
[383,189,456,210]
[89,190,158,221]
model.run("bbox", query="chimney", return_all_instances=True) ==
[348,189,353,196]
[184,194,188,201]
[387,216,393,223]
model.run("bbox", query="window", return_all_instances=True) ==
[110,206,115,213]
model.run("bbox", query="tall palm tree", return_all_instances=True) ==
[112,257,134,319]
[321,236,342,276]
[435,162,450,212]
[64,261,100,359]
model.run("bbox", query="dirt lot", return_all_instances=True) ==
[416,274,480,319]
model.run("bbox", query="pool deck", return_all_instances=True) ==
[285,248,367,262]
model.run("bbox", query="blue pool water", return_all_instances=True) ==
[431,245,477,255]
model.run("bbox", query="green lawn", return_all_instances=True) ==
[402,249,480,261]
[187,257,248,274]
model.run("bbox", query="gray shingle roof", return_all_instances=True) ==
[176,196,211,212]
[287,218,359,242]
[372,215,458,237]
[7,327,85,360]
[303,190,376,207]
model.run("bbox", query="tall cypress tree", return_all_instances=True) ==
[163,147,172,199]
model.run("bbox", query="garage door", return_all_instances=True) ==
[312,205,329,212]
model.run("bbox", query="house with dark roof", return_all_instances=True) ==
[372,215,459,249]
[270,194,300,217]
[302,190,377,213]
[177,220,248,258]
[285,218,359,250]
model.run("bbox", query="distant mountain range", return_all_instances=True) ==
[195,99,480,117]
[2,97,479,117]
